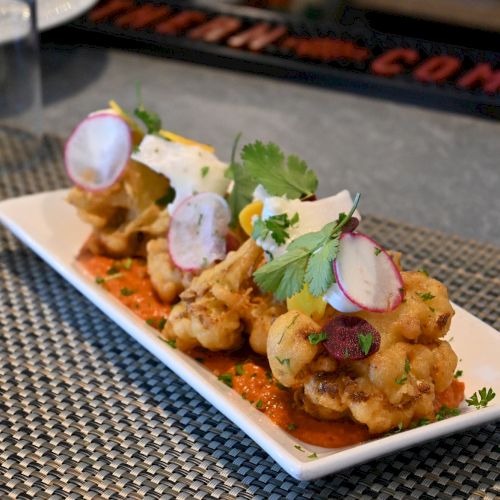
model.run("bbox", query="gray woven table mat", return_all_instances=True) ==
[0,129,498,499]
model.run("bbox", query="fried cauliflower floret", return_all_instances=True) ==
[146,238,193,303]
[68,161,171,257]
[354,271,455,348]
[163,239,285,352]
[267,311,322,387]
[267,271,459,434]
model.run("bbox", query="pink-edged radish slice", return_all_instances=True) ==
[168,192,231,272]
[64,113,131,191]
[331,232,404,313]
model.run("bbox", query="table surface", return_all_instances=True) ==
[40,44,500,246]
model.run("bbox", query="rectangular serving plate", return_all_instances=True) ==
[1,189,499,480]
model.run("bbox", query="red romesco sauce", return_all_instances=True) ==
[78,252,464,448]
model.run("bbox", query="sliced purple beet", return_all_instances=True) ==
[324,315,381,361]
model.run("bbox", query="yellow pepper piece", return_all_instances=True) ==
[159,129,215,153]
[287,284,327,321]
[239,200,264,236]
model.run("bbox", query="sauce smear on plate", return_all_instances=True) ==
[78,252,464,449]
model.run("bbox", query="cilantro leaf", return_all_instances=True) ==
[226,161,257,227]
[358,332,373,355]
[134,82,162,134]
[305,237,339,297]
[253,248,309,301]
[466,387,496,409]
[252,194,361,301]
[395,356,411,384]
[155,186,176,208]
[242,141,317,199]
[252,212,299,245]
[307,332,327,345]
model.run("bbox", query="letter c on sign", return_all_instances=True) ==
[371,48,420,77]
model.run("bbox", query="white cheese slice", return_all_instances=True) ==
[132,135,230,213]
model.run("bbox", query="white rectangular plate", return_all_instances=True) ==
[1,189,499,480]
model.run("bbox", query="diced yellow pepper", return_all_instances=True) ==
[239,200,264,236]
[287,284,327,321]
[158,129,215,154]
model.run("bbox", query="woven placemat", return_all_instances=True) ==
[0,129,499,499]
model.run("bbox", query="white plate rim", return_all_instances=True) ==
[0,189,499,481]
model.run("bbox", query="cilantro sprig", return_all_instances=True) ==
[466,387,496,409]
[252,212,299,245]
[134,82,162,134]
[253,193,360,300]
[226,139,318,226]
[242,141,318,199]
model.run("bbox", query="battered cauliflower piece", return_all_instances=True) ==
[267,272,458,434]
[68,160,171,257]
[354,271,455,348]
[163,239,285,352]
[146,238,193,303]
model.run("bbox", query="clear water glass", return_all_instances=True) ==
[0,0,42,157]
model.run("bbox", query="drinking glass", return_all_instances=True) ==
[0,0,42,158]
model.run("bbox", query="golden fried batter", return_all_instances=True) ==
[267,271,458,434]
[163,239,285,352]
[146,238,193,304]
[68,160,170,257]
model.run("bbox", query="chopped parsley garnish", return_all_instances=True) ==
[307,331,328,345]
[252,212,299,245]
[395,357,411,385]
[200,166,210,178]
[123,258,133,270]
[454,370,463,379]
[255,400,263,409]
[275,356,291,368]
[107,265,120,275]
[409,418,430,428]
[435,405,460,420]
[166,339,176,348]
[155,186,176,208]
[287,423,297,431]
[358,332,373,356]
[235,363,245,376]
[95,273,123,284]
[253,193,360,300]
[120,287,136,297]
[417,291,435,302]
[374,247,382,256]
[466,387,496,409]
[158,317,167,330]
[145,318,155,326]
[218,373,233,388]
[294,445,304,452]
[308,452,318,459]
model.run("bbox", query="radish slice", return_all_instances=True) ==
[64,113,131,191]
[331,232,404,313]
[168,192,231,271]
